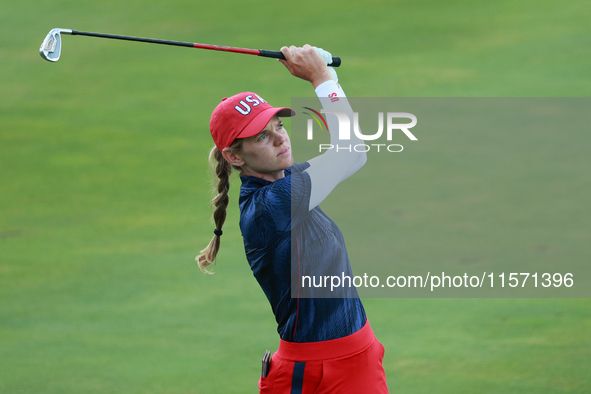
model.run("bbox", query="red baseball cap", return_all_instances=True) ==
[210,92,295,151]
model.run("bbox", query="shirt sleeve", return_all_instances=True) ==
[304,80,367,211]
[261,162,312,231]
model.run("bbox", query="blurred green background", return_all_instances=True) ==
[1,0,590,393]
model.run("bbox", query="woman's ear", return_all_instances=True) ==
[222,147,244,167]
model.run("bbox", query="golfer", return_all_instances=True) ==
[198,45,389,393]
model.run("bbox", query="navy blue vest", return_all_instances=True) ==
[239,163,366,343]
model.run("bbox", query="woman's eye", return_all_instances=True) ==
[258,133,267,141]
[277,123,284,130]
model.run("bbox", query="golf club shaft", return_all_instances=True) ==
[69,30,342,67]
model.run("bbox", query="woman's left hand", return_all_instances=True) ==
[278,44,333,88]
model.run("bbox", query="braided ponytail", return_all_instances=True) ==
[196,144,240,273]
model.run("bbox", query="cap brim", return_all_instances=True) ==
[236,107,296,140]
[276,108,296,117]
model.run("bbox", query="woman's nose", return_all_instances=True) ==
[274,131,286,145]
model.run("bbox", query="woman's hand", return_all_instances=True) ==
[278,44,333,88]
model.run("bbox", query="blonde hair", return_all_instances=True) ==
[196,141,242,273]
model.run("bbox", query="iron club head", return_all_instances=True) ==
[39,28,72,62]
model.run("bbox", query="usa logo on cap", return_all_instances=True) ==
[210,92,295,151]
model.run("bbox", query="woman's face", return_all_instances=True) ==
[226,115,293,182]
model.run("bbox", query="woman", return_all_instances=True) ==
[197,45,389,393]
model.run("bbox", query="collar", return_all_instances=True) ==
[240,167,294,192]
[240,174,273,192]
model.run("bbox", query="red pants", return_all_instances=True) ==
[259,321,389,393]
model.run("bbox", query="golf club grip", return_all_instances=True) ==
[259,49,341,67]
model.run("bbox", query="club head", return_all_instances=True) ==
[39,28,72,62]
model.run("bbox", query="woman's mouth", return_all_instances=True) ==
[277,147,291,157]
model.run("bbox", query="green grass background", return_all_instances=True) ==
[1,0,590,393]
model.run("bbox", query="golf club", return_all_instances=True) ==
[39,28,342,67]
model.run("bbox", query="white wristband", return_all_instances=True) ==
[314,80,345,98]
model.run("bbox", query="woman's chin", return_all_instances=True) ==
[282,156,294,169]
